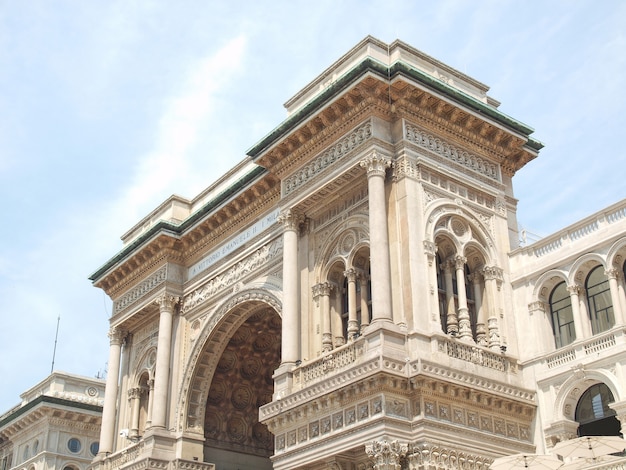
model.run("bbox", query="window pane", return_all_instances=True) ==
[586,266,614,334]
[550,282,575,348]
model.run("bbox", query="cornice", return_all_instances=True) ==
[0,396,102,439]
[248,57,541,164]
[92,172,280,298]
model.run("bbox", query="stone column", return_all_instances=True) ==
[359,272,370,332]
[320,282,333,352]
[360,152,393,322]
[455,256,473,342]
[470,271,487,346]
[145,378,154,428]
[567,284,585,341]
[151,293,179,430]
[345,268,359,340]
[443,259,458,336]
[365,440,408,470]
[97,327,125,457]
[483,267,502,350]
[128,387,142,439]
[617,270,626,320]
[278,209,302,365]
[332,287,345,347]
[606,268,625,325]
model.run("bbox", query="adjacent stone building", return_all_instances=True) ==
[0,372,105,470]
[88,37,626,469]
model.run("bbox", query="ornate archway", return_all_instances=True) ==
[180,290,282,468]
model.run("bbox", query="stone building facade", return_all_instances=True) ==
[88,37,626,469]
[0,372,105,470]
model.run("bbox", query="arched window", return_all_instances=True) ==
[549,282,575,348]
[575,383,621,437]
[586,266,614,335]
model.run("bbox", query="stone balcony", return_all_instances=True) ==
[532,326,626,381]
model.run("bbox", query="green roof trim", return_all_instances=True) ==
[89,164,267,282]
[247,57,543,159]
[0,395,102,429]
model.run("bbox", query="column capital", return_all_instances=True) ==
[108,326,126,345]
[128,387,144,400]
[344,268,358,282]
[482,266,504,282]
[278,209,304,232]
[528,300,548,315]
[567,284,583,296]
[366,440,407,470]
[468,271,483,284]
[312,282,333,298]
[155,293,180,312]
[454,255,467,270]
[606,267,620,280]
[423,240,437,258]
[359,151,392,178]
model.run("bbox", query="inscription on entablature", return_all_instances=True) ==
[114,266,167,315]
[282,120,373,196]
[181,237,283,314]
[404,122,500,182]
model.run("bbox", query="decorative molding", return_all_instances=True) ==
[366,440,407,470]
[405,123,499,181]
[182,238,283,314]
[283,120,372,196]
[114,266,167,315]
[359,150,392,177]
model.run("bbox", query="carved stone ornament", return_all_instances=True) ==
[155,293,180,312]
[359,151,392,177]
[278,209,304,232]
[182,238,283,313]
[108,326,126,346]
[283,120,372,196]
[114,266,167,314]
[405,122,499,181]
[365,440,408,470]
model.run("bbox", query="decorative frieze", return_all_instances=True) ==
[283,120,373,196]
[406,443,492,469]
[405,122,500,181]
[114,266,167,315]
[181,238,283,314]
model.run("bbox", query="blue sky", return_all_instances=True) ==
[0,1,625,411]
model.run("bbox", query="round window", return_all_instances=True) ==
[67,438,81,453]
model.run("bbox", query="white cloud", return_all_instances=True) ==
[113,35,248,223]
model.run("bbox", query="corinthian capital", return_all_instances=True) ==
[277,209,304,232]
[359,151,392,177]
[108,326,126,346]
[155,293,180,312]
[366,440,408,470]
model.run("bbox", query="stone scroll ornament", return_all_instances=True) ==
[365,440,408,470]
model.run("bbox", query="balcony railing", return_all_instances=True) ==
[435,335,518,373]
[294,340,364,388]
[543,328,623,370]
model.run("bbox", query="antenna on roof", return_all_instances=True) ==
[51,315,60,373]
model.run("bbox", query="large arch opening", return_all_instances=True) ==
[576,383,622,437]
[202,306,281,469]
